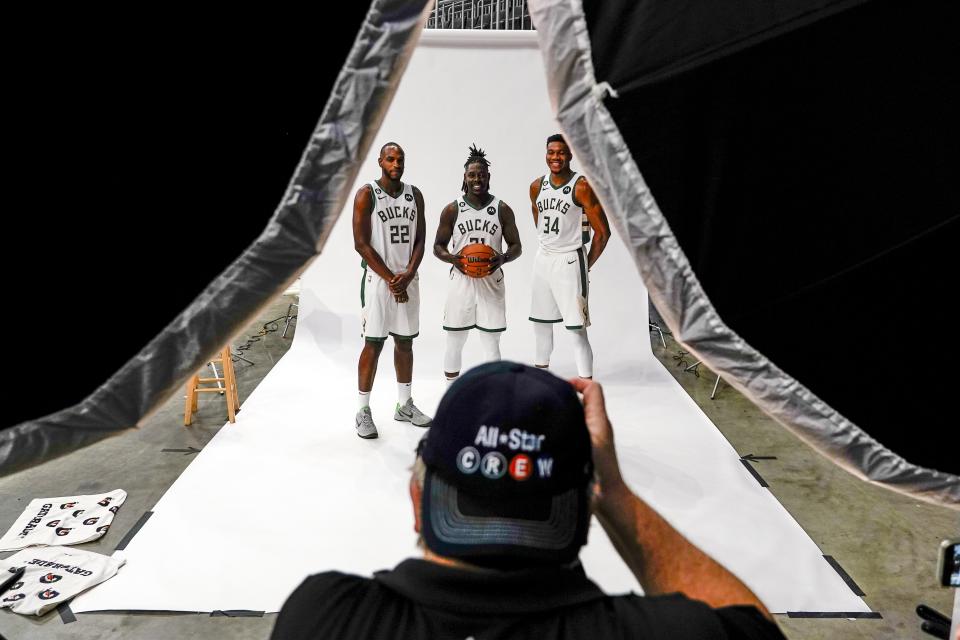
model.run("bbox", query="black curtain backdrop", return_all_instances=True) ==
[585,0,959,474]
[4,9,371,429]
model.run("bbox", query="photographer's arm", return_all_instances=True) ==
[570,378,773,621]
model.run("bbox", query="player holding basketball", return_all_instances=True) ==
[352,142,432,439]
[529,134,610,378]
[434,144,522,385]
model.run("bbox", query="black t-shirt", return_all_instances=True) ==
[270,559,785,639]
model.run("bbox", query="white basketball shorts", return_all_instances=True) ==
[529,247,590,329]
[361,267,420,341]
[443,267,506,332]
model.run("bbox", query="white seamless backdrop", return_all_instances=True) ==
[73,30,868,615]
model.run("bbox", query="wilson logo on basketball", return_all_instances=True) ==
[38,589,60,600]
[40,573,62,584]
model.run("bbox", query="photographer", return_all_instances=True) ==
[271,362,785,638]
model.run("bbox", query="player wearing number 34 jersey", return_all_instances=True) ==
[529,134,611,379]
[434,145,522,386]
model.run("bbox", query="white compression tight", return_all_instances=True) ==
[443,330,503,376]
[533,323,593,378]
[570,328,594,378]
[477,330,502,363]
[533,322,554,368]
[444,330,469,374]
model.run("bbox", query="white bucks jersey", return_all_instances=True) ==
[368,181,418,272]
[450,196,503,255]
[535,173,584,253]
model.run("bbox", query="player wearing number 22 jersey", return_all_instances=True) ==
[434,145,522,386]
[529,134,611,379]
[351,142,432,440]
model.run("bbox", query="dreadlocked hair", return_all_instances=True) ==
[461,143,491,193]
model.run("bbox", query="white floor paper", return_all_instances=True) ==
[73,30,868,615]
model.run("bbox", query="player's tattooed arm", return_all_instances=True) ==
[391,186,427,294]
[489,201,522,270]
[529,178,541,227]
[353,184,395,282]
[433,201,466,273]
[576,177,611,269]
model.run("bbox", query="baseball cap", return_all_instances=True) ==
[418,361,593,567]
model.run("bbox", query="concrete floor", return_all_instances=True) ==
[0,295,956,639]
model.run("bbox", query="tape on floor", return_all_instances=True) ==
[115,511,153,552]
[210,610,265,617]
[786,611,882,619]
[823,555,865,596]
[58,602,77,624]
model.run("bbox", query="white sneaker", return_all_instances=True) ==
[355,407,378,439]
[394,398,432,428]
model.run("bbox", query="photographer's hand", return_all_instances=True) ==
[570,377,773,622]
[569,378,624,503]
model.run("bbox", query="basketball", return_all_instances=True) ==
[459,243,497,278]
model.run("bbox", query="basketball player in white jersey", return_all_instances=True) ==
[529,134,611,378]
[352,142,432,439]
[434,145,522,385]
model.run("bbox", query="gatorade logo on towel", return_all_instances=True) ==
[0,547,125,616]
[0,490,127,551]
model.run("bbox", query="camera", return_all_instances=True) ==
[938,538,960,588]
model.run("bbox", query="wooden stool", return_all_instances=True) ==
[184,345,240,425]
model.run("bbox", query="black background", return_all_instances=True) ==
[586,0,959,475]
[4,9,371,428]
